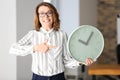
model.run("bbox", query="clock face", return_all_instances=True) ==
[67,25,104,63]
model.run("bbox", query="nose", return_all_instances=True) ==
[44,13,49,17]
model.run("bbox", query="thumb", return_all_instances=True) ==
[44,39,48,44]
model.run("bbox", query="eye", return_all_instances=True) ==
[39,12,44,16]
[38,10,53,17]
[47,11,52,14]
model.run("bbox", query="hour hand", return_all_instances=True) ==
[78,39,88,45]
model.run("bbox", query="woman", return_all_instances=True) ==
[9,2,94,80]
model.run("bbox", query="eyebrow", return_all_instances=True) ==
[38,10,52,13]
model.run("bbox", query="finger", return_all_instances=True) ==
[88,58,94,64]
[44,39,48,44]
[86,58,94,65]
[85,59,89,65]
[49,45,57,49]
[85,58,90,66]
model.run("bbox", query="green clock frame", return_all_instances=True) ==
[67,25,104,63]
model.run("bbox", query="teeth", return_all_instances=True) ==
[44,20,49,23]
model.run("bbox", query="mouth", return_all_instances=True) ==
[43,19,50,23]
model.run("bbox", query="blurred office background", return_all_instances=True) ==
[0,0,120,80]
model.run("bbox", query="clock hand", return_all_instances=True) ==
[86,31,94,45]
[78,39,88,45]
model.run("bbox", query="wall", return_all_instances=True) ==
[17,0,42,80]
[80,0,97,26]
[0,0,16,80]
[59,0,80,35]
[58,0,97,35]
[97,0,118,64]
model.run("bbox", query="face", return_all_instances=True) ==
[38,6,53,29]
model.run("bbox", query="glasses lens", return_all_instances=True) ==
[39,11,52,17]
[47,11,52,16]
[39,12,44,17]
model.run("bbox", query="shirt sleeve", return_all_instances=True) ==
[62,31,80,69]
[9,30,34,56]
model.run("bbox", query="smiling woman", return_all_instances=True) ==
[38,6,53,31]
[9,2,94,80]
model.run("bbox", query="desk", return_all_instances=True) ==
[88,64,120,80]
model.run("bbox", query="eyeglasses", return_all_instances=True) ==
[39,11,53,17]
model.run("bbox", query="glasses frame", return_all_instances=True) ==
[38,11,53,17]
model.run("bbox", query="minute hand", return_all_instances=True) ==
[86,32,94,45]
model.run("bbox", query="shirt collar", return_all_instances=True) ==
[40,27,53,34]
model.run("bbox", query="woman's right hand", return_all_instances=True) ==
[34,40,49,53]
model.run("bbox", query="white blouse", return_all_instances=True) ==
[9,27,79,76]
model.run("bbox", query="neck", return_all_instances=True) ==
[42,26,52,31]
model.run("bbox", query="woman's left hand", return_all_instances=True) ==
[84,58,94,66]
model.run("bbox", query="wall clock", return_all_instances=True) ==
[67,25,104,63]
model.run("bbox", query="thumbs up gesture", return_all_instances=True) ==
[34,40,56,53]
[34,40,49,53]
